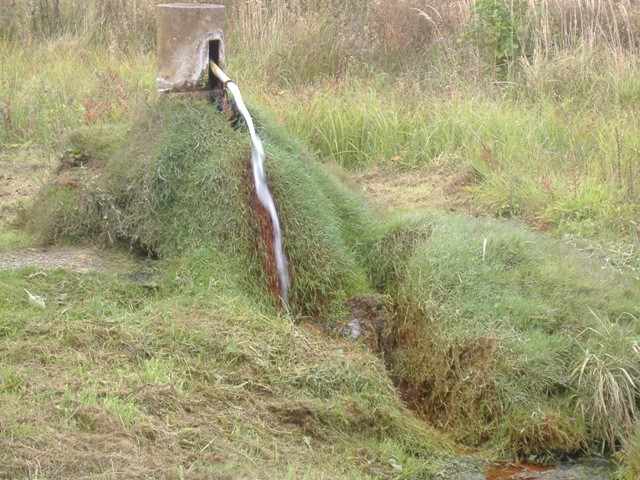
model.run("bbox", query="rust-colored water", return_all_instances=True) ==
[486,462,554,480]
[245,161,286,308]
[225,79,290,307]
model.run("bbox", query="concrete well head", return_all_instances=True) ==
[156,3,226,92]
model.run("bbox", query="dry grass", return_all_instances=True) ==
[2,0,639,60]
[530,0,640,52]
[426,0,640,53]
[0,269,444,478]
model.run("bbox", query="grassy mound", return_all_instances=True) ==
[24,95,640,468]
[29,98,372,319]
[372,212,640,459]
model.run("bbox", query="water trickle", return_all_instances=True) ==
[220,77,290,307]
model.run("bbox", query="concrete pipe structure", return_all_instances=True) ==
[157,3,226,92]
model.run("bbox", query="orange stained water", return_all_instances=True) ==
[486,462,554,480]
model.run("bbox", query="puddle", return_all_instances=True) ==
[487,463,553,480]
[486,458,613,480]
[433,455,613,479]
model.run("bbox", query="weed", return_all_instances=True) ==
[572,312,640,448]
[465,0,531,73]
[616,424,640,479]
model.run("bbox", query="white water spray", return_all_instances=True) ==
[210,62,290,307]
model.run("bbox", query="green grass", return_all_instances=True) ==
[254,55,640,256]
[0,221,29,251]
[0,38,154,151]
[2,4,639,257]
[23,96,640,467]
[27,99,375,319]
[368,211,640,458]
[2,0,640,474]
[0,265,446,478]
[616,424,640,479]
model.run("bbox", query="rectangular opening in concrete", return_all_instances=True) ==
[208,40,223,90]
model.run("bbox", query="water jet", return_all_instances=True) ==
[156,3,290,308]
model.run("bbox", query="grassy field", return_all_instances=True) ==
[1,267,447,478]
[2,0,640,478]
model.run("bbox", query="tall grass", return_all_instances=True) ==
[3,0,640,150]
[258,62,640,248]
[0,38,155,151]
[572,313,640,448]
[0,0,158,51]
[2,0,639,60]
[5,0,637,246]
[528,0,640,53]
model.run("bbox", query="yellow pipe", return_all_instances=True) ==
[210,60,232,86]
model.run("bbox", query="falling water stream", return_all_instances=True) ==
[210,62,290,307]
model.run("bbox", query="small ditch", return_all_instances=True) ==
[428,455,613,479]
[339,295,616,480]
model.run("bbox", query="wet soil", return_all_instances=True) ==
[486,462,554,479]
[432,456,613,480]
[487,458,613,480]
[0,245,143,275]
[341,294,393,351]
